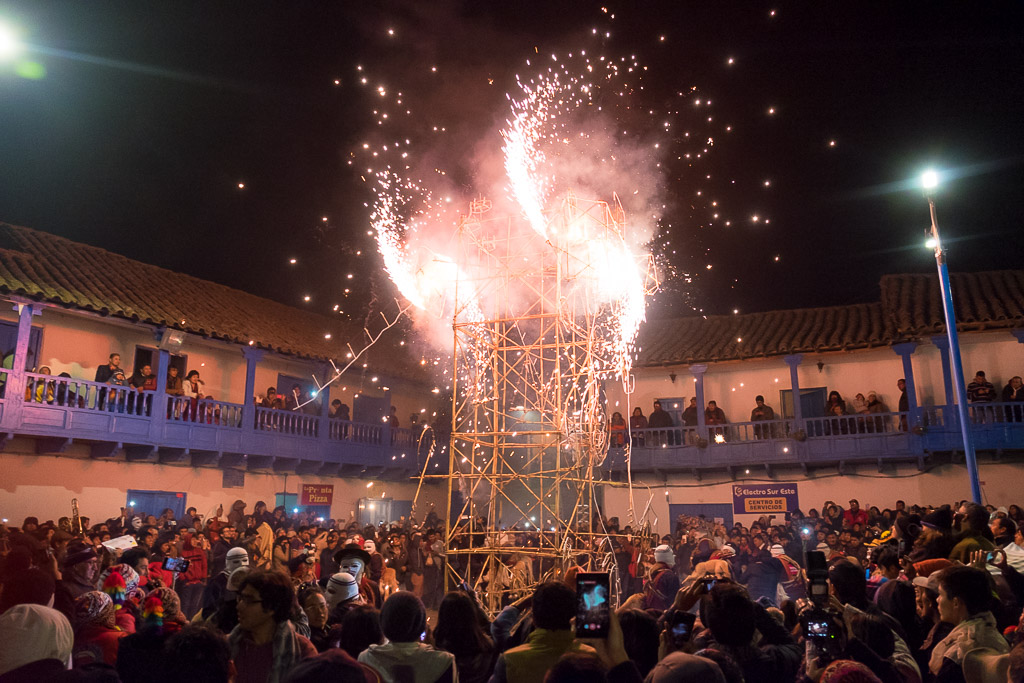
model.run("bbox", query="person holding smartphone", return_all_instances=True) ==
[490,581,596,683]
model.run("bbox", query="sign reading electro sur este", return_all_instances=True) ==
[732,483,799,514]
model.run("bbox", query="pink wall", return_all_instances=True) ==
[0,446,445,525]
[606,328,1023,423]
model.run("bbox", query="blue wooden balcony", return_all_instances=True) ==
[0,369,427,480]
[606,403,1024,478]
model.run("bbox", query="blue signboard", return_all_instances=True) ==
[732,483,799,514]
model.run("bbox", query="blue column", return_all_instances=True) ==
[2,302,39,429]
[318,364,332,446]
[1012,329,1024,345]
[241,347,265,436]
[148,344,169,441]
[930,335,954,406]
[689,364,708,440]
[892,343,919,421]
[784,355,803,423]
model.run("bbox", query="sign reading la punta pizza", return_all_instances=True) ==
[300,484,334,506]
[732,483,799,514]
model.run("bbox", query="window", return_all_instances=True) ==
[133,346,187,377]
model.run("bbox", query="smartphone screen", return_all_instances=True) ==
[162,557,190,573]
[670,610,696,644]
[575,572,610,638]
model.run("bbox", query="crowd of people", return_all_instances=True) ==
[3,494,1024,682]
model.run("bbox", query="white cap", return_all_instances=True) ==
[815,542,830,552]
[226,566,251,592]
[654,544,675,566]
[326,572,359,609]
[770,544,785,557]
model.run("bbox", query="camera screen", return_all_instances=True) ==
[575,573,610,637]
[807,620,830,637]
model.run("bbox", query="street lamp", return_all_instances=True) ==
[922,169,981,503]
[0,20,22,61]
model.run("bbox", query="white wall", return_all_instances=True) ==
[0,445,446,525]
[606,329,1023,424]
[603,459,1024,536]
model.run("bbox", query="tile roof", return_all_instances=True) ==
[0,222,424,376]
[880,270,1024,336]
[637,269,1024,366]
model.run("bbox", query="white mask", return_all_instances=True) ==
[338,557,365,582]
[225,547,249,573]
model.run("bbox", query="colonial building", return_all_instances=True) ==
[603,270,1024,530]
[0,223,446,524]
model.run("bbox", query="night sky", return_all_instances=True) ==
[1,1,1022,324]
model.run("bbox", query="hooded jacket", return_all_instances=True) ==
[358,641,456,683]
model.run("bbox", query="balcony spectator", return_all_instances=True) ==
[387,405,399,427]
[1002,375,1024,422]
[648,399,674,446]
[826,390,847,415]
[681,397,698,444]
[750,395,775,439]
[329,399,349,420]
[968,370,997,424]
[851,392,869,414]
[705,400,727,439]
[629,406,647,446]
[897,379,909,431]
[285,383,304,412]
[107,369,129,412]
[825,403,852,435]
[26,365,54,403]
[866,391,889,433]
[183,370,204,421]
[130,364,156,392]
[94,353,121,384]
[967,370,997,403]
[609,411,626,447]
[260,386,278,408]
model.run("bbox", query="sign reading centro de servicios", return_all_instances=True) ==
[732,483,799,514]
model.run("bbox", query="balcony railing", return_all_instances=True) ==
[0,370,426,478]
[609,405,1023,474]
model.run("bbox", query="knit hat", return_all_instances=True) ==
[815,542,830,552]
[62,540,97,568]
[148,586,181,621]
[715,545,736,558]
[0,604,73,676]
[142,593,165,629]
[820,659,882,683]
[327,572,359,602]
[922,507,953,531]
[72,591,115,629]
[654,544,675,566]
[99,563,140,609]
[380,591,426,643]
[770,544,785,557]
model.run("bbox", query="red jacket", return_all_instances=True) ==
[843,509,869,527]
[180,538,209,584]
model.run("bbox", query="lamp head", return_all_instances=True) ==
[921,169,939,190]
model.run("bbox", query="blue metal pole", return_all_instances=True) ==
[928,197,982,503]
